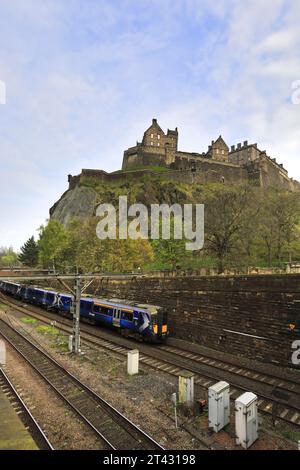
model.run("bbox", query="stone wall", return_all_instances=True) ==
[256,155,300,192]
[171,158,249,185]
[86,274,300,366]
[67,165,249,190]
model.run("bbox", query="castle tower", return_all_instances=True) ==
[206,135,229,162]
[122,118,178,170]
[142,118,178,153]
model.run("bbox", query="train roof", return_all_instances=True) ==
[92,297,161,314]
[3,281,20,287]
[79,296,160,314]
[1,281,161,314]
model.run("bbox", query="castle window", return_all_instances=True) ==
[151,133,153,138]
[151,141,153,146]
[158,135,160,139]
[222,150,225,155]
[158,143,160,146]
[216,149,219,154]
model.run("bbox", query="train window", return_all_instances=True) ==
[121,311,133,321]
[94,305,111,315]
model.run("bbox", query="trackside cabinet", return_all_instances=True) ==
[235,392,258,449]
[208,381,230,432]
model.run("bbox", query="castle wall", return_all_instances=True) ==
[68,164,249,190]
[256,156,300,191]
[69,157,298,192]
[123,147,169,170]
[84,274,300,366]
[171,157,248,184]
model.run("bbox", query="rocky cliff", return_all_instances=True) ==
[50,185,98,226]
[49,175,206,226]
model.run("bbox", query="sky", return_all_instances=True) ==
[0,0,300,250]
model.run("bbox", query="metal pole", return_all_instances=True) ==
[72,275,81,354]
[174,403,178,429]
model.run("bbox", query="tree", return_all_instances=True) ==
[150,215,187,270]
[18,236,39,266]
[1,249,19,268]
[57,217,107,272]
[54,217,154,273]
[38,220,67,268]
[203,184,253,273]
[258,190,300,265]
[105,238,154,272]
[152,238,186,270]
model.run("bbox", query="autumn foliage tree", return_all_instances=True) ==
[37,217,154,273]
[31,185,300,274]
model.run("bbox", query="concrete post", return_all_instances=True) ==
[179,370,194,407]
[68,335,73,353]
[0,340,6,366]
[127,349,139,375]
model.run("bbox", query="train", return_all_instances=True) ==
[0,280,168,343]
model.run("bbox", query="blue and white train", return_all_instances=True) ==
[0,280,168,343]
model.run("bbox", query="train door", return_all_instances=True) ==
[113,308,121,327]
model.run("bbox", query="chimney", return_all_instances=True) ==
[243,140,248,147]
[253,143,257,148]
[211,140,215,145]
[237,143,242,149]
[152,118,157,124]
[231,145,235,152]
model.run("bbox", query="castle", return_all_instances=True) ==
[67,119,300,191]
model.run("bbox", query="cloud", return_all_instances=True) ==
[0,0,299,250]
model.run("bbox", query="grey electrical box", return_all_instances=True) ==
[208,381,230,432]
[235,392,258,449]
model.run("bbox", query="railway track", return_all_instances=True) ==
[0,317,163,450]
[0,367,54,450]
[1,293,300,427]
